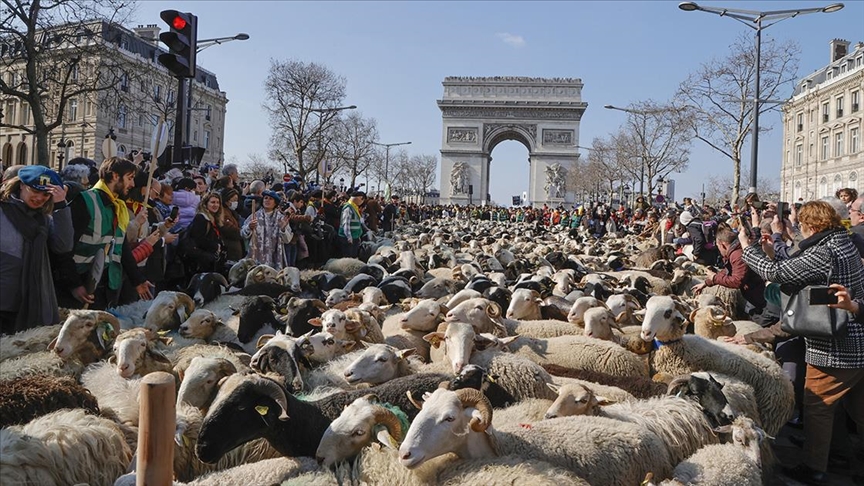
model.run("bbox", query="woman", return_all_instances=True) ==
[171,177,200,232]
[740,200,864,483]
[0,166,73,334]
[836,188,858,210]
[242,190,291,269]
[220,188,245,263]
[181,192,226,274]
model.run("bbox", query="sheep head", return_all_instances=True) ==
[343,344,414,386]
[111,328,171,378]
[315,394,405,467]
[640,296,689,342]
[50,310,120,360]
[143,291,196,332]
[178,310,220,340]
[176,356,237,409]
[544,383,612,419]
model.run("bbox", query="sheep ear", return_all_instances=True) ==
[341,340,357,351]
[613,311,629,326]
[396,348,416,360]
[308,318,323,327]
[689,309,699,325]
[47,337,58,351]
[713,425,733,434]
[150,349,171,364]
[256,334,275,349]
[546,382,561,394]
[595,396,615,406]
[375,427,399,449]
[422,332,445,348]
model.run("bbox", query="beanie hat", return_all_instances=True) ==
[679,211,694,226]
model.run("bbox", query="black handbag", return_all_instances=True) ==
[779,263,850,339]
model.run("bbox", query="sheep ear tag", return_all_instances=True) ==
[375,426,398,449]
[157,330,171,337]
[255,405,269,416]
[97,322,114,350]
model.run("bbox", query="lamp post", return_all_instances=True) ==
[79,122,91,159]
[678,1,844,195]
[56,139,68,169]
[372,140,411,190]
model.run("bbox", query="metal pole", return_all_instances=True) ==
[748,24,762,195]
[384,146,390,185]
[172,77,187,165]
[186,78,193,147]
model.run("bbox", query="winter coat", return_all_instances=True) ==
[172,190,200,231]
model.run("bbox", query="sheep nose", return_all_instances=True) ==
[399,317,408,323]
[316,455,324,465]
[401,451,412,460]
[344,370,353,378]
[445,312,454,319]
[544,413,557,419]
[54,346,65,355]
[586,332,593,337]
[120,363,130,371]
[453,362,465,374]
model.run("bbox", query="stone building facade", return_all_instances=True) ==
[1,21,228,170]
[780,39,864,202]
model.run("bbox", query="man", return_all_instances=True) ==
[337,191,366,258]
[240,179,265,219]
[365,195,381,233]
[222,163,240,187]
[192,175,208,196]
[382,195,400,232]
[851,196,864,239]
[203,164,220,187]
[693,225,773,324]
[64,157,152,309]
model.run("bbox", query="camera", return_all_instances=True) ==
[750,201,767,211]
[809,286,838,306]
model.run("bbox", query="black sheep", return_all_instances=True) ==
[0,375,100,428]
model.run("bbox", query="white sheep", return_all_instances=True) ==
[176,356,238,409]
[111,328,173,378]
[343,344,420,385]
[81,361,143,426]
[296,330,356,365]
[498,334,649,378]
[315,394,407,467]
[0,323,62,362]
[0,409,132,486]
[178,309,241,347]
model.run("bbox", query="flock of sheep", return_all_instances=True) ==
[0,218,793,485]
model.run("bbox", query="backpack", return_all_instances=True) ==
[701,220,717,250]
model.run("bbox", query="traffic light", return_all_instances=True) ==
[158,10,197,78]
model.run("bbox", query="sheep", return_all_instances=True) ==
[382,310,434,362]
[543,382,614,419]
[277,265,302,292]
[415,277,460,299]
[445,288,483,309]
[184,272,230,306]
[143,291,196,331]
[506,288,544,320]
[49,309,121,364]
[360,286,387,305]
[0,348,85,382]
[244,263,279,286]
[700,285,748,319]
[315,394,408,467]
[112,327,173,378]
[503,318,581,338]
[176,356,238,409]
[81,361,143,425]
[195,371,449,464]
[398,388,673,486]
[582,307,652,354]
[640,295,794,436]
[178,309,241,347]
[541,364,667,399]
[645,416,766,486]
[689,305,737,340]
[497,334,649,378]
[468,350,559,407]
[0,375,100,428]
[0,323,62,362]
[296,330,356,365]
[566,296,606,325]
[491,398,555,428]
[250,331,308,393]
[0,409,132,486]
[343,308,386,344]
[343,344,424,385]
[228,257,257,287]
[115,457,319,486]
[323,257,366,278]
[325,288,355,307]
[444,297,508,337]
[633,244,676,268]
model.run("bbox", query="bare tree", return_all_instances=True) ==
[703,172,781,207]
[677,34,800,204]
[613,100,691,198]
[587,136,628,201]
[263,59,347,184]
[332,111,378,189]
[1,0,138,165]
[239,152,280,182]
[407,153,437,202]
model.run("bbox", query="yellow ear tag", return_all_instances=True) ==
[486,375,497,383]
[183,435,191,447]
[157,330,170,336]
[255,405,269,416]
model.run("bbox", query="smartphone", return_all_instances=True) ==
[777,202,788,216]
[738,215,752,235]
[809,286,838,305]
[170,206,179,220]
[751,201,767,211]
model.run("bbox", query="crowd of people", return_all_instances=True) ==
[1,155,863,484]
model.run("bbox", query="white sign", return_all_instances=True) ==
[101,138,117,159]
[150,120,168,157]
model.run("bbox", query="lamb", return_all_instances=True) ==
[0,409,132,486]
[398,388,673,486]
[195,371,449,464]
[0,375,100,428]
[640,295,794,436]
[178,309,241,347]
[645,416,766,486]
[0,323,61,362]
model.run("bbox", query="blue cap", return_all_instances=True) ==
[262,190,282,203]
[18,165,62,191]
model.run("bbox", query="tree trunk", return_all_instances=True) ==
[731,154,741,205]
[36,126,50,166]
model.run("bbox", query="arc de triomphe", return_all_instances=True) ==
[438,76,587,207]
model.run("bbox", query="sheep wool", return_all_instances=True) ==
[0,375,100,428]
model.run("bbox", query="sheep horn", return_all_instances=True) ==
[311,299,328,312]
[94,311,121,335]
[217,358,237,377]
[212,273,229,288]
[251,375,291,420]
[176,292,196,313]
[666,374,692,398]
[371,405,404,442]
[454,388,492,432]
[406,390,423,410]
[485,302,502,319]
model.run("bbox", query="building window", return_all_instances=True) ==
[140,80,146,92]
[795,144,803,167]
[796,112,803,132]
[835,132,844,157]
[794,181,802,201]
[193,130,198,142]
[120,73,128,91]
[836,96,844,118]
[154,85,162,102]
[833,174,843,193]
[821,136,830,159]
[853,91,860,112]
[20,104,29,125]
[204,130,210,149]
[809,143,814,159]
[822,102,830,122]
[850,172,858,191]
[852,128,860,153]
[70,64,79,81]
[5,102,16,125]
[820,177,828,198]
[167,90,175,104]
[138,113,144,127]
[68,99,78,121]
[117,105,127,129]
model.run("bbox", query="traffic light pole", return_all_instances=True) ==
[172,76,187,164]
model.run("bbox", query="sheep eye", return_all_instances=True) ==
[376,357,387,362]
[444,416,455,422]
[140,343,146,347]
[353,429,365,436]
[324,339,334,345]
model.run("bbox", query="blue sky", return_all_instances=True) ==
[132,1,863,203]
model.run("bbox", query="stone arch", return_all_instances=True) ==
[438,77,587,207]
[850,171,858,191]
[2,143,12,166]
[16,142,27,165]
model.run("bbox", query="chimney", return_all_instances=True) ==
[830,38,850,62]
[133,24,161,46]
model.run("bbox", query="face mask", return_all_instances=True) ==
[229,201,238,210]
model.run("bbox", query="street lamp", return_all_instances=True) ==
[372,140,411,188]
[56,139,68,169]
[196,33,250,52]
[678,1,844,195]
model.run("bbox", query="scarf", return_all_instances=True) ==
[347,200,362,219]
[93,180,130,232]
[0,199,56,331]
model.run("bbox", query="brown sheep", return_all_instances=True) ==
[632,245,676,269]
[0,375,100,428]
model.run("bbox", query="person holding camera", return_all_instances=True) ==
[242,190,291,269]
[181,192,226,275]
[740,200,864,484]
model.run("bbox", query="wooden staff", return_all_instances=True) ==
[143,118,165,208]
[249,199,258,262]
[136,371,175,486]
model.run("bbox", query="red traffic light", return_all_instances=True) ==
[172,16,187,30]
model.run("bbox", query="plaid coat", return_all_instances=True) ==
[743,229,864,368]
